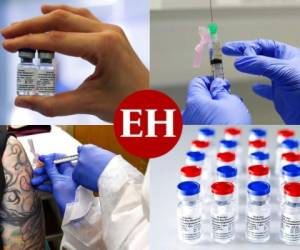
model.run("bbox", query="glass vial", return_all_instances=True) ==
[177,181,202,245]
[17,48,37,96]
[37,50,55,96]
[246,181,271,243]
[211,181,235,244]
[248,165,270,183]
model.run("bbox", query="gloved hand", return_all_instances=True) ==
[31,153,78,216]
[222,39,300,124]
[72,145,116,192]
[182,76,251,124]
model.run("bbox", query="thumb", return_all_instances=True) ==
[252,83,273,101]
[234,55,283,79]
[15,90,86,117]
[187,76,214,101]
[210,78,231,99]
[39,155,59,181]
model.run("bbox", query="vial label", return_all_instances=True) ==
[212,215,234,241]
[246,214,270,241]
[17,67,37,95]
[36,70,55,95]
[281,214,300,243]
[178,216,201,242]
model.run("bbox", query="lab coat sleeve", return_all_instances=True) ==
[60,155,149,250]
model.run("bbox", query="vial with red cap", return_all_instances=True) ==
[278,152,300,176]
[177,181,202,244]
[210,182,235,244]
[224,127,242,141]
[248,165,270,183]
[249,128,267,142]
[275,139,299,176]
[280,182,300,245]
[277,129,295,145]
[248,140,267,155]
[190,140,210,153]
[279,164,300,203]
[246,181,271,243]
[217,152,236,168]
[219,140,241,170]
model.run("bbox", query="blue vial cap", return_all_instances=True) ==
[199,128,215,136]
[220,140,237,149]
[177,181,200,196]
[248,181,270,196]
[186,151,205,161]
[250,151,269,161]
[217,166,237,178]
[282,164,300,177]
[282,139,299,149]
[251,128,266,137]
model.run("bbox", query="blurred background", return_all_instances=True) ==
[0,0,149,124]
[150,0,300,124]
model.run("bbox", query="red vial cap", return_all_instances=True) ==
[181,166,202,178]
[217,152,236,162]
[225,127,241,136]
[248,139,266,148]
[211,182,234,195]
[284,182,300,197]
[277,129,295,138]
[248,165,269,176]
[282,152,300,162]
[191,140,210,148]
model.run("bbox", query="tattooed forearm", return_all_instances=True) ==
[1,136,44,250]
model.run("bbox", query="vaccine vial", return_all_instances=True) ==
[249,128,267,142]
[248,140,267,155]
[219,140,237,154]
[36,50,55,96]
[190,140,210,153]
[17,48,37,96]
[246,181,271,243]
[177,181,202,245]
[198,128,215,142]
[280,182,300,245]
[248,151,269,166]
[279,152,300,177]
[217,152,236,168]
[277,129,295,145]
[279,165,300,202]
[211,182,235,243]
[180,166,201,184]
[275,139,299,176]
[224,127,241,141]
[248,165,270,183]
[185,151,205,167]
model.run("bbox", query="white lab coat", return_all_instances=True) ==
[60,155,149,250]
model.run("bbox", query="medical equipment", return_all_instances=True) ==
[53,154,78,164]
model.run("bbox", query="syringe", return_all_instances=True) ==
[208,23,224,79]
[53,155,78,164]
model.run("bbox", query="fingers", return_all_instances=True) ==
[39,155,59,179]
[187,76,214,101]
[1,10,103,39]
[2,32,98,59]
[210,78,231,99]
[33,167,46,176]
[14,90,89,117]
[31,174,49,186]
[252,83,273,101]
[34,184,53,193]
[41,4,99,21]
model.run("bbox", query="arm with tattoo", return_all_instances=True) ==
[1,136,44,250]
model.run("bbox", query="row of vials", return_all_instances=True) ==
[177,127,300,245]
[17,48,56,96]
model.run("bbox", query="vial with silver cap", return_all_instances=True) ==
[246,181,271,243]
[280,182,300,245]
[36,50,56,96]
[17,48,37,96]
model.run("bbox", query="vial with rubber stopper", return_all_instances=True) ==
[177,181,202,245]
[248,151,269,167]
[249,128,267,142]
[246,181,271,243]
[277,129,295,145]
[279,164,300,203]
[17,48,37,96]
[224,127,241,141]
[36,50,55,96]
[211,181,235,244]
[248,165,270,183]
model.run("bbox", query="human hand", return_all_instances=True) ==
[182,76,251,124]
[72,144,115,192]
[222,39,300,124]
[31,153,78,216]
[1,4,149,122]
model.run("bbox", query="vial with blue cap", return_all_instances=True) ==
[219,140,237,153]
[249,128,267,142]
[210,182,236,243]
[280,182,300,245]
[197,128,215,142]
[248,151,269,167]
[177,181,202,244]
[246,181,271,243]
[275,139,299,176]
[279,164,300,202]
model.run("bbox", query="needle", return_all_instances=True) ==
[210,0,214,23]
[53,155,78,164]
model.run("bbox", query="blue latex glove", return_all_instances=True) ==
[72,144,116,192]
[182,76,251,124]
[31,153,78,216]
[222,39,300,124]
